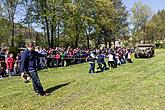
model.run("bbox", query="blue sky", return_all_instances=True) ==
[123,0,165,13]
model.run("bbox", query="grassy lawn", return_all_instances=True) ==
[0,49,165,110]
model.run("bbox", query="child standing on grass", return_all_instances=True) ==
[97,51,104,72]
[88,51,97,74]
[101,52,108,70]
[115,52,121,66]
[108,52,115,69]
[127,49,133,63]
[6,54,15,77]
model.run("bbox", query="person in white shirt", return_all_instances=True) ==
[115,52,121,66]
[108,52,115,68]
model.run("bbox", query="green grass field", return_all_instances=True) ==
[0,49,165,110]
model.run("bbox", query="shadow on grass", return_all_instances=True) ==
[96,67,110,73]
[96,71,102,73]
[45,82,71,93]
[135,55,155,59]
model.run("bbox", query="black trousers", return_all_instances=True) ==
[98,63,104,72]
[28,71,44,95]
[127,59,133,63]
[108,61,116,68]
[102,61,107,69]
[113,58,118,68]
[89,63,95,73]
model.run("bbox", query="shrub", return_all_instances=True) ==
[155,42,161,48]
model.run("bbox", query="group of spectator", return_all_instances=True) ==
[0,46,133,79]
[0,46,89,79]
[0,49,21,79]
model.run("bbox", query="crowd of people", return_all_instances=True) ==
[0,45,134,79]
[0,42,134,96]
[88,47,133,74]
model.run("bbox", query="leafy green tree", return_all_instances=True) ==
[0,18,11,45]
[146,9,165,47]
[112,0,129,44]
[95,0,116,47]
[2,0,23,47]
[0,3,2,17]
[131,0,152,44]
[21,0,35,39]
[0,0,132,48]
[152,10,165,41]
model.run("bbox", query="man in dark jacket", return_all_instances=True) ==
[97,51,104,72]
[88,50,97,74]
[20,41,50,96]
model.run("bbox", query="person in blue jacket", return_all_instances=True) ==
[97,51,104,72]
[20,41,50,96]
[100,51,108,70]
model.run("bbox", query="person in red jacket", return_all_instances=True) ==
[55,52,60,67]
[6,54,15,77]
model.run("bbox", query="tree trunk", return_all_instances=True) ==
[50,23,54,48]
[85,29,90,49]
[101,27,107,48]
[108,40,111,48]
[45,16,51,47]
[97,37,100,48]
[11,19,15,47]
[108,30,112,48]
[75,24,79,48]
[28,23,33,40]
[43,26,48,46]
[104,35,107,48]
[113,35,116,47]
[57,21,60,46]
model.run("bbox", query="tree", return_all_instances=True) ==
[2,0,23,47]
[88,0,116,48]
[0,3,2,17]
[131,0,152,44]
[0,18,11,45]
[21,0,35,39]
[148,9,165,45]
[0,0,132,48]
[112,0,129,46]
